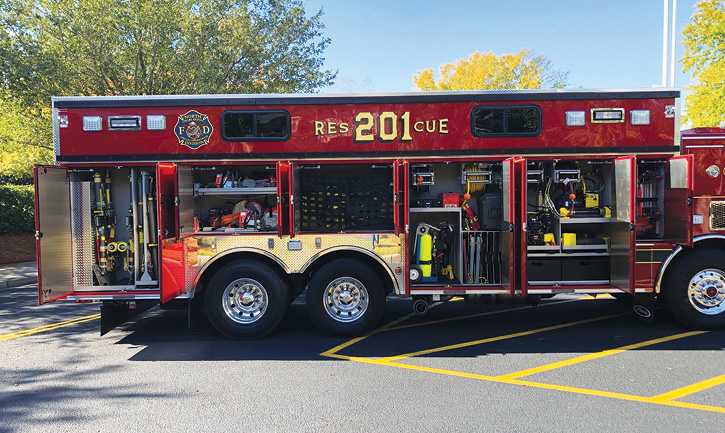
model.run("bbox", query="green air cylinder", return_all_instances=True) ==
[419,233,433,278]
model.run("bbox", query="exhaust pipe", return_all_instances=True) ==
[413,298,430,315]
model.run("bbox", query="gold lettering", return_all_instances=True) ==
[425,120,436,133]
[314,121,324,136]
[414,121,424,132]
[327,122,337,135]
[439,119,448,134]
[339,123,349,134]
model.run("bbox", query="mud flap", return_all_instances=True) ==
[100,300,158,336]
[632,293,655,323]
[188,296,202,330]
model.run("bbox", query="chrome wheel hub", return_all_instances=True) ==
[323,277,369,323]
[688,269,725,315]
[222,278,268,324]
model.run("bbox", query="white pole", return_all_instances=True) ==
[669,0,677,87]
[662,0,669,86]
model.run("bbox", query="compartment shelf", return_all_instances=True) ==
[559,217,611,224]
[410,207,461,213]
[195,186,277,196]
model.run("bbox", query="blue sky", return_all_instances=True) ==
[305,0,699,93]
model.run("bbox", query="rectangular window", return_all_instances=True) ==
[472,106,541,137]
[222,110,290,141]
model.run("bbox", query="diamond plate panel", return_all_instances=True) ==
[185,233,405,295]
[71,182,95,287]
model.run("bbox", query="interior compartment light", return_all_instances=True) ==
[565,111,586,126]
[630,110,650,125]
[591,108,624,123]
[146,115,166,131]
[82,116,103,131]
[108,116,141,130]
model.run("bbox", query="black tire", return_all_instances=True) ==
[306,259,386,337]
[205,260,289,339]
[663,249,725,330]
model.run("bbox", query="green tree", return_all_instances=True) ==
[413,49,567,91]
[682,0,725,127]
[0,0,336,181]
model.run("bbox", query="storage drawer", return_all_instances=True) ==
[561,256,610,281]
[527,258,562,281]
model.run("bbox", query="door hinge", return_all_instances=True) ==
[35,230,42,240]
[175,197,180,207]
[687,196,693,206]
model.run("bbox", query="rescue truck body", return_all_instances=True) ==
[33,89,725,338]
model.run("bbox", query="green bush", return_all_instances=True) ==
[0,185,35,234]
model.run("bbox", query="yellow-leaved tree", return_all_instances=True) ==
[682,0,725,127]
[413,49,567,91]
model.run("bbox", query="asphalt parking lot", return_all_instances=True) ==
[1,284,723,432]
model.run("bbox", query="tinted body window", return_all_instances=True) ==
[472,106,541,136]
[223,110,290,141]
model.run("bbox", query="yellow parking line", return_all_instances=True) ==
[319,310,422,358]
[498,330,707,380]
[376,313,627,363]
[651,373,725,402]
[373,361,725,414]
[0,314,101,342]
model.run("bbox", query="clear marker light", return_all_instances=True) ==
[630,110,650,125]
[82,116,103,131]
[565,111,586,126]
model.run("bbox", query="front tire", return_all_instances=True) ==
[664,249,725,330]
[307,259,386,337]
[205,260,289,339]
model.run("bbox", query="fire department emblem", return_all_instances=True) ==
[175,110,213,149]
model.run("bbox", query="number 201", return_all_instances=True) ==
[353,112,413,143]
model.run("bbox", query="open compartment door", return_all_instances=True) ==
[394,160,410,295]
[612,156,636,294]
[393,160,409,237]
[501,158,518,294]
[515,158,527,295]
[276,161,291,237]
[290,162,299,238]
[35,165,73,304]
[158,163,185,303]
[664,155,693,247]
[177,164,195,238]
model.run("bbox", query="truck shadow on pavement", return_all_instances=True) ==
[117,295,725,362]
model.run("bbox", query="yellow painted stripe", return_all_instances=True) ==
[498,330,706,380]
[319,309,423,358]
[651,373,725,402]
[0,314,101,342]
[377,313,627,362]
[373,361,725,414]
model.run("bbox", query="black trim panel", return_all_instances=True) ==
[56,145,681,163]
[53,91,681,108]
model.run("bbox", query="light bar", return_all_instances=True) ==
[82,116,103,131]
[591,108,624,123]
[146,115,166,131]
[108,116,141,130]
[630,110,650,125]
[565,111,586,126]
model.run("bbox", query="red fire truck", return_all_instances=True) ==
[33,89,725,338]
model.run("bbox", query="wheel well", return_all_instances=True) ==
[659,238,725,294]
[303,250,396,296]
[195,252,293,300]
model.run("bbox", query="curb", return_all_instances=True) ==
[0,277,37,289]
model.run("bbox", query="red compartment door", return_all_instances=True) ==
[158,163,185,303]
[664,155,693,246]
[277,161,291,237]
